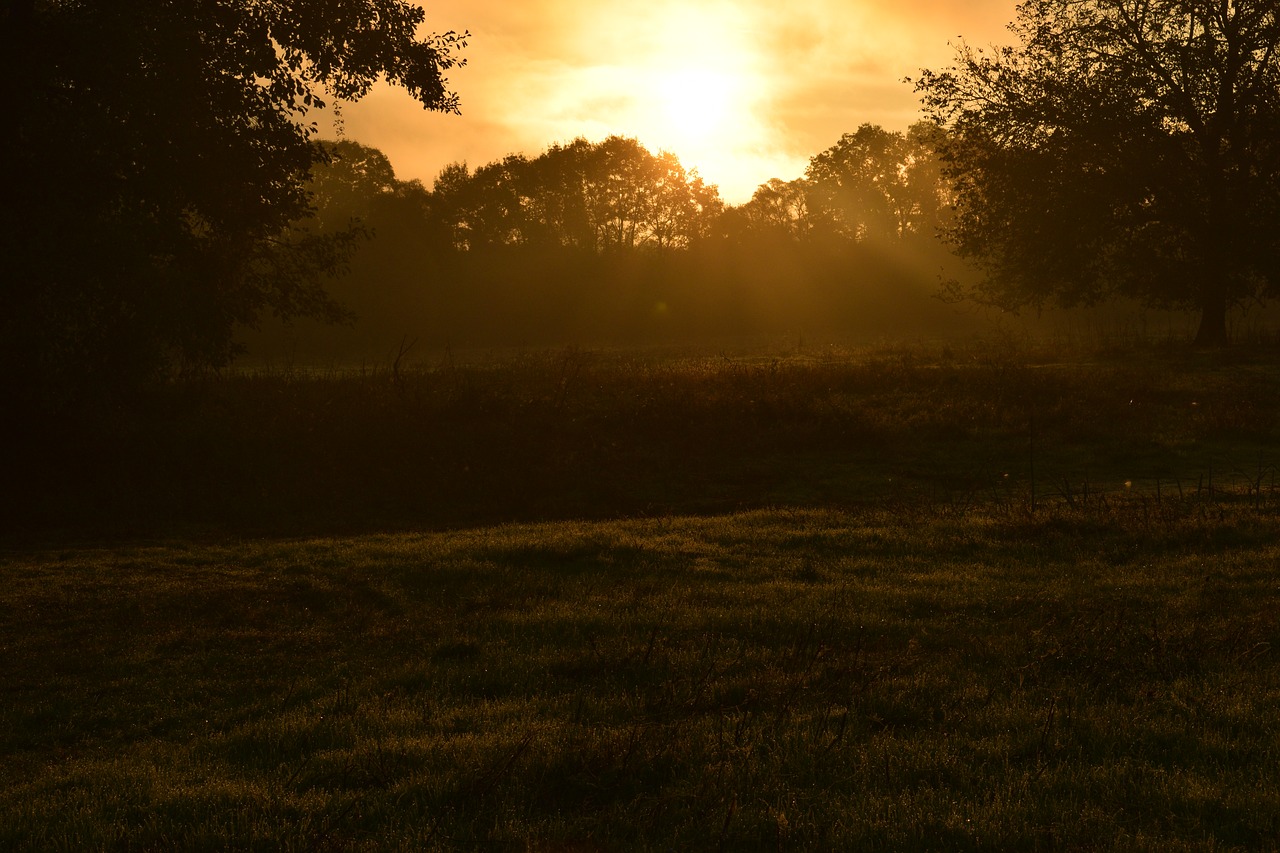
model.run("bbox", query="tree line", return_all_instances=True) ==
[7,1,1279,410]
[303,121,951,256]
[248,125,962,358]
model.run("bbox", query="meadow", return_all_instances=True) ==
[2,336,1278,850]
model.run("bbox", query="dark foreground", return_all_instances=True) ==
[6,337,1280,542]
[2,503,1278,850]
[2,339,1278,850]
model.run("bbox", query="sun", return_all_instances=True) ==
[623,59,762,192]
[538,2,782,200]
[648,66,741,154]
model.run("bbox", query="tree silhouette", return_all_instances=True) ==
[733,124,947,246]
[916,0,1280,345]
[2,1,465,402]
[292,142,450,342]
[533,140,598,251]
[432,137,722,254]
[807,124,913,240]
[737,178,816,241]
[306,141,404,233]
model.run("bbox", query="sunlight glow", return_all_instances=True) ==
[336,1,1022,205]
[649,67,741,154]
[563,3,779,199]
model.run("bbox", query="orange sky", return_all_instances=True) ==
[333,1,1019,203]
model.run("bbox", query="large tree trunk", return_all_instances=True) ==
[1194,290,1229,347]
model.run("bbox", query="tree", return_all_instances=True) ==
[295,141,450,339]
[803,122,949,242]
[901,121,954,237]
[306,140,402,232]
[806,124,913,240]
[430,137,723,254]
[735,123,951,245]
[915,0,1280,345]
[533,139,597,250]
[454,155,538,250]
[736,178,816,241]
[2,1,465,402]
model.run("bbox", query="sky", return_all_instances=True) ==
[333,1,1020,204]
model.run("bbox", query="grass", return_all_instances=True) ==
[6,335,1280,540]
[2,502,1278,850]
[2,336,1279,849]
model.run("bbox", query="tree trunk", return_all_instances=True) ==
[1194,290,1229,347]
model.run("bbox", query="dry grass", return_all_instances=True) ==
[6,336,1279,541]
[2,337,1278,849]
[2,501,1278,850]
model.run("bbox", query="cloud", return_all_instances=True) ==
[337,0,1020,201]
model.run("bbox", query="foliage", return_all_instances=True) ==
[915,0,1280,346]
[431,136,724,253]
[306,140,418,232]
[724,123,950,249]
[804,122,950,241]
[732,177,817,241]
[292,140,458,347]
[1,0,465,404]
[253,125,963,361]
[425,124,946,258]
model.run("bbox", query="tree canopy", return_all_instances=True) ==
[724,124,948,248]
[2,0,465,402]
[431,137,723,254]
[915,0,1280,345]
[804,122,949,242]
[245,130,971,358]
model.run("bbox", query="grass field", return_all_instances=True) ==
[2,337,1279,849]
